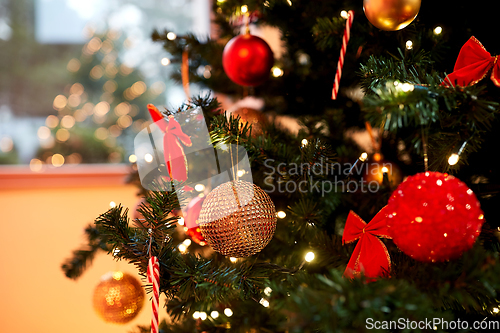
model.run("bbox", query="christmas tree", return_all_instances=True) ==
[64,1,500,332]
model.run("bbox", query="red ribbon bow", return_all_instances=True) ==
[147,104,192,186]
[342,206,391,280]
[442,36,500,88]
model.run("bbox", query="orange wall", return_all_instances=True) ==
[0,166,166,333]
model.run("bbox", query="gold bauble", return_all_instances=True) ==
[93,271,145,324]
[365,160,403,187]
[231,108,267,136]
[363,0,421,31]
[198,180,277,258]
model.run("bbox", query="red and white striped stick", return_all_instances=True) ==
[332,10,354,100]
[148,256,160,333]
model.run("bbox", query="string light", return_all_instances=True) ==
[199,312,207,320]
[305,251,315,262]
[381,166,389,174]
[287,0,292,6]
[259,298,270,307]
[448,153,459,166]
[229,257,238,263]
[241,5,248,13]
[182,239,192,247]
[166,32,177,40]
[264,287,272,296]
[237,169,246,177]
[448,141,468,166]
[178,217,185,226]
[359,152,368,162]
[109,201,116,208]
[401,83,414,92]
[210,311,219,318]
[144,153,153,163]
[178,244,187,253]
[272,67,284,77]
[277,211,286,219]
[51,154,65,167]
[406,40,413,50]
[192,311,200,319]
[224,308,233,317]
[434,26,443,35]
[128,154,137,163]
[301,138,308,147]
[340,10,349,19]
[29,159,43,172]
[492,307,499,314]
[195,184,205,192]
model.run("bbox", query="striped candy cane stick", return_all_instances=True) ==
[332,10,354,100]
[148,256,160,333]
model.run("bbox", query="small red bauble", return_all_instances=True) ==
[184,196,207,246]
[387,172,484,262]
[222,34,274,87]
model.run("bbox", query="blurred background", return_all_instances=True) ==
[0,1,211,332]
[0,0,210,166]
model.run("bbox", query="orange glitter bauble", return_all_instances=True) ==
[93,271,144,324]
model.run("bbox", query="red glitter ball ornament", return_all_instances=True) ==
[387,171,484,262]
[184,196,207,246]
[222,34,274,87]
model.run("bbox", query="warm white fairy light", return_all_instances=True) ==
[224,308,233,317]
[305,251,315,262]
[301,138,308,147]
[259,298,270,307]
[492,307,499,314]
[192,311,200,319]
[182,239,192,247]
[178,217,185,226]
[230,257,238,263]
[237,169,246,177]
[272,67,284,77]
[448,153,459,166]
[178,244,187,253]
[109,201,116,208]
[434,26,443,35]
[211,310,219,318]
[406,40,413,50]
[241,5,248,13]
[264,287,273,296]
[381,166,389,174]
[195,184,205,192]
[161,57,171,66]
[340,10,349,19]
[401,83,414,92]
[359,152,368,162]
[277,211,286,219]
[199,312,207,320]
[167,32,177,40]
[144,153,153,163]
[128,154,137,163]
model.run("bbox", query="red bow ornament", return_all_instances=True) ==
[342,206,391,280]
[442,36,500,87]
[147,104,192,187]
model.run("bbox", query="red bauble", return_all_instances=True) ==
[387,172,484,262]
[222,34,274,87]
[184,196,207,246]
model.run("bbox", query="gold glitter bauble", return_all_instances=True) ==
[93,271,145,324]
[198,180,277,258]
[363,0,421,31]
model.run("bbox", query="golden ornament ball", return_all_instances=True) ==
[198,180,277,258]
[365,159,403,187]
[93,271,145,324]
[231,108,267,136]
[363,0,421,31]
